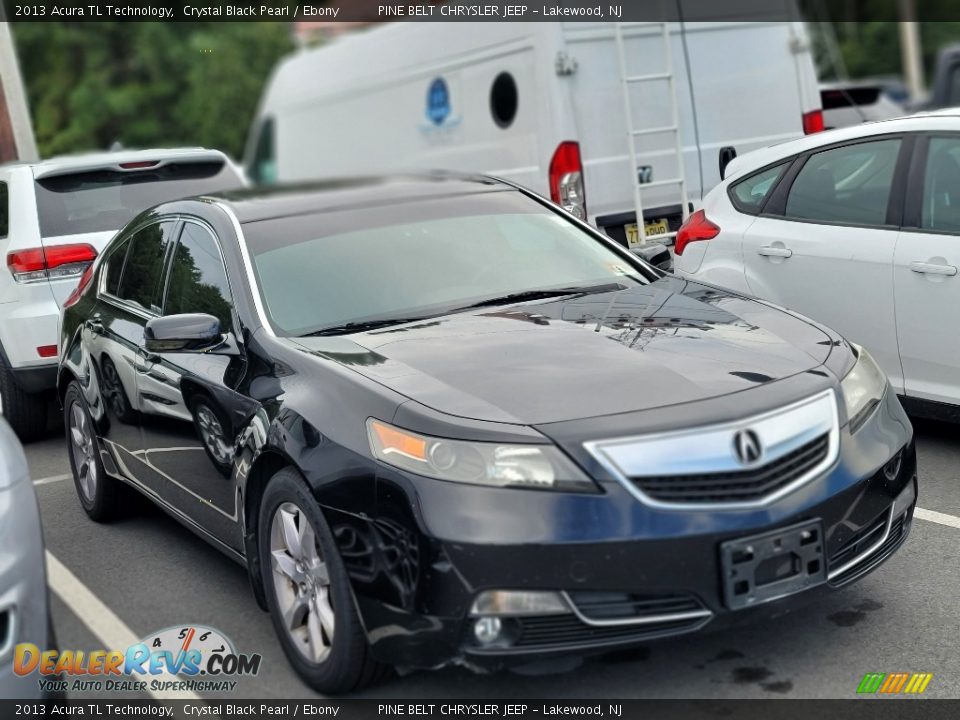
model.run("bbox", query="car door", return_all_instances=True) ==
[90,218,178,495]
[892,133,960,405]
[134,219,249,552]
[741,135,910,393]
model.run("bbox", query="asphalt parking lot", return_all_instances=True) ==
[21,416,960,700]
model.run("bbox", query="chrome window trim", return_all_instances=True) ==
[583,389,841,511]
[561,592,713,628]
[213,201,277,338]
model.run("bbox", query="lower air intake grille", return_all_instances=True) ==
[514,613,707,649]
[829,513,908,587]
[565,591,705,623]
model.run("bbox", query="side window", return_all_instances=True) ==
[920,137,960,233]
[729,162,788,214]
[115,220,177,312]
[163,223,234,332]
[785,139,901,227]
[103,236,131,296]
[0,182,8,238]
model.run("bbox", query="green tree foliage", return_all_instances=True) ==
[802,1,960,82]
[12,22,293,160]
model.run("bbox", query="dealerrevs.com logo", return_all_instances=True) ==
[857,672,934,695]
[13,625,261,694]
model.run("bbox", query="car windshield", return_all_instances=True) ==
[243,190,654,337]
[35,160,243,237]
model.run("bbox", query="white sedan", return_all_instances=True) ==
[674,110,960,419]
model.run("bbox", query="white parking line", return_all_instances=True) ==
[45,551,202,703]
[33,473,70,486]
[914,507,960,530]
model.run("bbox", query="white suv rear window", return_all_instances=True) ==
[35,161,241,237]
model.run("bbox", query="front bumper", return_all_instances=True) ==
[0,479,51,699]
[356,388,915,671]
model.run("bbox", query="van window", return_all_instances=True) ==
[729,163,788,214]
[115,221,178,313]
[785,139,901,227]
[921,137,960,233]
[0,182,8,238]
[248,118,276,185]
[490,73,518,129]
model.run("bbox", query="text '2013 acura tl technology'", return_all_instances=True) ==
[58,175,917,694]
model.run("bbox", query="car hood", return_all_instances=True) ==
[290,277,836,425]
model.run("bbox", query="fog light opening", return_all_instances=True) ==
[473,616,503,645]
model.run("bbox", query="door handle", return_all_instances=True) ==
[85,317,104,334]
[909,261,957,276]
[757,246,793,258]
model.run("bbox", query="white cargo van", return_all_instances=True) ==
[247,17,821,249]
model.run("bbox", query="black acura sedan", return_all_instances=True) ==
[58,175,917,693]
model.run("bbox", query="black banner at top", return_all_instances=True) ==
[0,0,860,24]
[2,699,960,720]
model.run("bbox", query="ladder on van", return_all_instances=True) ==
[613,22,690,247]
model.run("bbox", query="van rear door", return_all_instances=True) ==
[681,18,819,197]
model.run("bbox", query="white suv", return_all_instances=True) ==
[0,148,243,440]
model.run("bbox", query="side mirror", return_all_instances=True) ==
[631,243,672,272]
[144,313,223,353]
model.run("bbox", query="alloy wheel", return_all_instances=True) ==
[270,502,335,663]
[69,401,98,502]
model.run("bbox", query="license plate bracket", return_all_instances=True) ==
[720,518,826,611]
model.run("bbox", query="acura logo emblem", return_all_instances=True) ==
[733,429,763,465]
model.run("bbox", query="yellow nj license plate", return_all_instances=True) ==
[625,218,670,248]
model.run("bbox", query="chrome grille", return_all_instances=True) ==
[632,432,830,504]
[584,389,839,509]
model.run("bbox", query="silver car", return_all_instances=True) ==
[0,417,53,699]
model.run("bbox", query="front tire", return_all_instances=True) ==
[0,354,48,442]
[64,381,125,522]
[258,468,388,694]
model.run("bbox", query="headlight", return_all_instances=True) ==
[367,419,597,492]
[840,346,887,432]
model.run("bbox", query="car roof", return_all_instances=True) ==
[201,173,515,224]
[723,112,960,182]
[19,147,228,180]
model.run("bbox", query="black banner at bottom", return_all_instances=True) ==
[2,700,959,720]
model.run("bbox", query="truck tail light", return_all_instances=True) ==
[802,109,825,135]
[675,210,720,256]
[549,141,587,220]
[7,244,97,283]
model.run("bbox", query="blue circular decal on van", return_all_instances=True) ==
[426,78,450,126]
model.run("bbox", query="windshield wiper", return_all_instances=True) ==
[457,283,625,310]
[303,317,429,337]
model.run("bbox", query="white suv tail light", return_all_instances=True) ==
[6,244,97,283]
